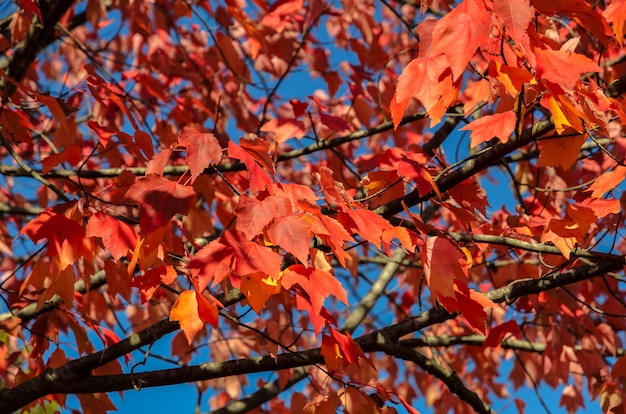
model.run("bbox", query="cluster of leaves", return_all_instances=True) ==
[3,0,626,413]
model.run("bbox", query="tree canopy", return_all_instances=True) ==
[2,0,626,412]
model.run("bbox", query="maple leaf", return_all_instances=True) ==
[447,178,490,215]
[362,170,405,209]
[328,328,366,367]
[169,290,219,344]
[431,0,491,80]
[319,113,351,132]
[540,91,586,134]
[17,0,42,21]
[339,209,392,249]
[438,284,495,334]
[460,111,517,147]
[586,166,626,198]
[222,230,283,280]
[537,133,587,170]
[311,214,354,267]
[186,239,234,291]
[129,265,177,302]
[483,320,522,349]
[395,55,456,126]
[488,61,535,97]
[604,0,626,46]
[23,211,94,270]
[282,264,348,315]
[390,89,412,129]
[177,126,223,183]
[339,387,380,414]
[86,212,139,260]
[536,49,601,90]
[260,118,306,143]
[88,120,117,148]
[316,166,350,209]
[228,140,274,194]
[126,174,196,234]
[41,144,82,174]
[321,333,342,372]
[240,272,281,313]
[493,0,535,45]
[293,293,338,334]
[234,194,292,240]
[267,214,312,264]
[421,237,468,300]
[397,156,440,198]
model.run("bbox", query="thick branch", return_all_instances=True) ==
[378,340,494,414]
[2,0,77,97]
[375,118,555,217]
[401,334,626,356]
[1,258,619,412]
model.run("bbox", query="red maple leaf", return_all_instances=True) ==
[86,212,139,260]
[228,139,274,194]
[267,214,312,264]
[421,236,468,300]
[234,194,292,240]
[177,126,223,183]
[126,174,196,234]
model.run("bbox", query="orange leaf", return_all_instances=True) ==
[395,55,454,125]
[397,156,441,198]
[488,61,534,97]
[540,93,584,134]
[390,90,411,129]
[536,49,601,90]
[460,111,516,147]
[329,328,366,367]
[260,118,306,143]
[228,139,274,194]
[235,194,292,240]
[431,0,491,80]
[587,166,626,198]
[240,272,280,313]
[170,290,218,344]
[267,214,312,264]
[321,333,342,372]
[580,197,621,217]
[493,0,535,45]
[604,0,626,46]
[340,209,392,249]
[362,170,405,209]
[421,237,467,300]
[282,264,348,314]
[537,134,587,170]
[338,387,379,414]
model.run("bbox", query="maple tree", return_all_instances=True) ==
[6,0,626,413]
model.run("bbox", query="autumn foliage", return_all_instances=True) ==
[4,0,626,413]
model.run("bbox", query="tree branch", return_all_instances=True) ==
[2,256,619,412]
[378,340,495,414]
[375,118,555,217]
